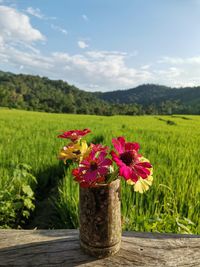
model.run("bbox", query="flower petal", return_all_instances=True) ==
[134,176,153,193]
[119,165,132,180]
[98,166,109,176]
[111,151,124,166]
[137,161,152,168]
[100,158,112,167]
[134,165,150,178]
[125,142,140,152]
[112,136,125,153]
[98,151,107,162]
[84,170,98,182]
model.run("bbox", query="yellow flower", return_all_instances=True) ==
[127,175,153,194]
[79,140,91,161]
[127,157,153,193]
[58,140,91,163]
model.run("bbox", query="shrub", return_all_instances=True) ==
[0,164,37,228]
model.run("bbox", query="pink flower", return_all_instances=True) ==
[111,136,152,183]
[90,143,109,153]
[58,128,91,142]
[72,149,112,187]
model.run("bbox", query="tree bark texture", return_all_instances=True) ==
[79,179,121,257]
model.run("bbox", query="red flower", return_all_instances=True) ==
[90,143,109,153]
[111,136,152,183]
[72,149,112,187]
[58,128,91,142]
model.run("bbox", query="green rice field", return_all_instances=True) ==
[0,108,200,233]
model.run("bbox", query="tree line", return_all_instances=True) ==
[0,71,199,115]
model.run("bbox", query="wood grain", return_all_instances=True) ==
[0,230,199,266]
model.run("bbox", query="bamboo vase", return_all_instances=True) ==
[79,179,121,258]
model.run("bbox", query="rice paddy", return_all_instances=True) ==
[0,108,199,233]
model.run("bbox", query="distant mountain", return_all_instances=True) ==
[96,84,200,106]
[0,70,200,115]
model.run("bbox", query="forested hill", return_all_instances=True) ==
[96,84,200,114]
[0,71,109,114]
[97,84,200,106]
[0,70,200,115]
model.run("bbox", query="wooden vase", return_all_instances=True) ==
[79,178,121,258]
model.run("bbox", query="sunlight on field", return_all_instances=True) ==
[0,109,200,233]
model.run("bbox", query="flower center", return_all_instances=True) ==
[90,161,98,171]
[120,151,134,166]
[73,150,81,155]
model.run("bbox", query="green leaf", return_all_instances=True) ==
[22,210,30,218]
[22,185,34,197]
[24,198,34,210]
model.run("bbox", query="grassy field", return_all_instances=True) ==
[0,108,200,233]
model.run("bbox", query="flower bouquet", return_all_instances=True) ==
[58,128,153,257]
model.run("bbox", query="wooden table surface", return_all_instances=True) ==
[0,230,199,266]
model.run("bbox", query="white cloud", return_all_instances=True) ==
[158,56,200,65]
[82,14,88,21]
[154,55,200,87]
[154,67,182,78]
[26,6,56,20]
[0,43,53,69]
[78,40,89,49]
[0,5,49,76]
[51,50,152,90]
[26,7,44,19]
[86,50,127,58]
[141,64,151,70]
[3,35,200,90]
[0,44,153,91]
[0,6,45,43]
[1,5,200,91]
[0,35,3,46]
[51,24,68,36]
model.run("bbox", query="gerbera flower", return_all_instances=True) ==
[72,149,112,187]
[58,128,91,142]
[58,140,90,163]
[111,136,152,185]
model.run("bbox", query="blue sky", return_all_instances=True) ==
[0,0,200,91]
